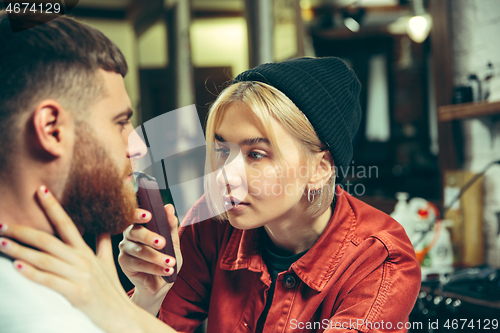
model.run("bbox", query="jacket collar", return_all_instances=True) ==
[220,187,357,292]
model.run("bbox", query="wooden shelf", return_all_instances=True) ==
[438,101,500,122]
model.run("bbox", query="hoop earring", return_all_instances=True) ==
[307,188,315,203]
[307,187,321,203]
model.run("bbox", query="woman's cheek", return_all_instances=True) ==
[263,165,279,179]
[248,161,262,178]
[247,164,284,197]
[284,179,307,198]
[284,182,296,197]
[249,179,262,196]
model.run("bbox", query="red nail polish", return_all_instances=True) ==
[165,258,170,264]
[165,268,170,273]
[40,186,49,196]
[16,263,23,270]
[1,240,7,247]
[0,224,3,229]
[154,239,159,245]
[142,213,147,218]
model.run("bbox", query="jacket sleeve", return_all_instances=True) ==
[324,233,421,333]
[158,198,219,333]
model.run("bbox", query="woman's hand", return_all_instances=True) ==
[0,186,177,333]
[118,204,183,314]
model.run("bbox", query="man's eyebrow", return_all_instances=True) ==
[113,108,133,121]
[215,133,270,146]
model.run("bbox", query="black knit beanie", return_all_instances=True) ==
[233,57,362,183]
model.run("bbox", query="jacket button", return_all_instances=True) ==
[283,274,296,288]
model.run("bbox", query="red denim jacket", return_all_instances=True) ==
[159,188,421,333]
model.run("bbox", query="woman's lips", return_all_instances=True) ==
[223,196,249,212]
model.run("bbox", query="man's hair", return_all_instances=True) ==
[0,11,128,174]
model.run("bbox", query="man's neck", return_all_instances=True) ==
[0,181,56,235]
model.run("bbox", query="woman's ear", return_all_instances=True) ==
[31,99,73,157]
[308,150,335,189]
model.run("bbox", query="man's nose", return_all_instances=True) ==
[127,129,148,160]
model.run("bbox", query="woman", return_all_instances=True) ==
[0,57,421,332]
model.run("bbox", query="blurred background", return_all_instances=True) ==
[55,0,447,205]
[3,0,500,330]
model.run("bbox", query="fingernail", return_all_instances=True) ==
[154,238,160,245]
[0,238,11,250]
[0,224,7,234]
[165,258,170,264]
[141,212,150,220]
[14,262,24,272]
[40,185,49,196]
[165,268,170,273]
[135,245,143,253]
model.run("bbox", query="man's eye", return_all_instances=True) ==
[118,120,131,130]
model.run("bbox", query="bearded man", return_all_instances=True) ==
[0,11,149,332]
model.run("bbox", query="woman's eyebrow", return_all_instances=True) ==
[214,133,225,142]
[239,137,270,146]
[215,133,270,146]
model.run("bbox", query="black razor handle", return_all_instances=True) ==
[136,173,177,283]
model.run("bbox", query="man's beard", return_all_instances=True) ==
[61,124,138,235]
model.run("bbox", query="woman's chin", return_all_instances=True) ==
[227,215,256,230]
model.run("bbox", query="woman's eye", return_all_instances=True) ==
[248,151,266,160]
[215,148,229,158]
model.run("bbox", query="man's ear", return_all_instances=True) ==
[32,100,73,157]
[308,150,335,188]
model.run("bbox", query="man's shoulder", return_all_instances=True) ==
[0,257,105,333]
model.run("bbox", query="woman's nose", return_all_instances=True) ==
[216,160,243,191]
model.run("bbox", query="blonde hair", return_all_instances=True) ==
[204,81,335,221]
